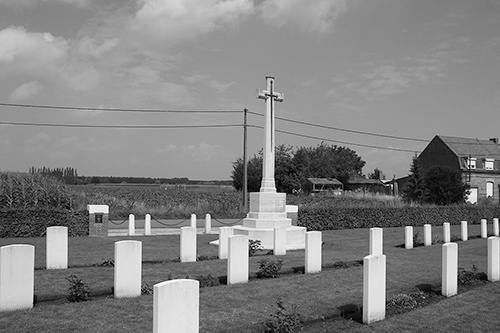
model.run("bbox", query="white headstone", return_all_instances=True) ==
[423,224,432,246]
[218,227,234,260]
[362,254,386,324]
[227,235,249,285]
[488,237,500,282]
[0,244,35,311]
[128,214,135,236]
[153,279,199,333]
[273,226,287,256]
[45,227,68,269]
[190,214,197,228]
[441,242,458,297]
[493,218,499,237]
[144,214,151,236]
[180,227,197,263]
[405,226,413,249]
[114,240,142,298]
[305,231,322,274]
[46,226,68,269]
[204,214,211,234]
[369,228,383,255]
[481,219,488,238]
[461,221,468,241]
[443,223,451,243]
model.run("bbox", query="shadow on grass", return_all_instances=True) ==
[338,303,363,323]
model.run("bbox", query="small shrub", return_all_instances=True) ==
[95,258,114,267]
[263,300,303,333]
[387,293,418,309]
[257,259,283,279]
[249,239,262,257]
[413,232,423,247]
[66,275,91,302]
[196,274,220,288]
[141,283,153,295]
[458,265,487,286]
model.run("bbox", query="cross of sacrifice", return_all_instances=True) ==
[256,76,284,193]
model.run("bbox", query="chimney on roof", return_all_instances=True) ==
[490,138,499,144]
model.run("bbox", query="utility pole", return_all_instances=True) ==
[243,108,248,212]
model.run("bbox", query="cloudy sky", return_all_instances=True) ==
[1,0,499,181]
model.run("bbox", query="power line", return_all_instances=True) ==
[0,102,241,113]
[0,121,242,129]
[247,110,427,142]
[247,124,419,153]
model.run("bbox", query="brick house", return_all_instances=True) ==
[418,135,500,203]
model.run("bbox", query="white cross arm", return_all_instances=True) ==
[256,89,268,100]
[256,89,284,102]
[274,92,284,102]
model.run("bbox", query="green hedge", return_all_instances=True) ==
[297,206,500,230]
[0,209,89,237]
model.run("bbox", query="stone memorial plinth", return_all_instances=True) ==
[87,204,109,237]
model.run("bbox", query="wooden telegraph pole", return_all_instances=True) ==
[243,108,248,212]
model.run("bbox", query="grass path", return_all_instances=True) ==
[0,223,498,332]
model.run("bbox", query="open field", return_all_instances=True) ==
[0,223,498,332]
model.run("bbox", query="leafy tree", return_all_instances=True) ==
[422,166,469,205]
[402,157,425,203]
[368,168,386,180]
[231,154,262,192]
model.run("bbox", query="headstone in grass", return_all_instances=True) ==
[461,221,468,241]
[46,226,68,269]
[190,214,196,228]
[274,226,286,256]
[153,279,199,333]
[218,227,233,260]
[128,214,135,236]
[493,218,499,237]
[114,240,142,298]
[205,214,211,234]
[481,219,488,239]
[305,231,322,274]
[369,228,383,255]
[181,227,197,263]
[424,224,432,246]
[0,244,34,311]
[227,235,249,284]
[405,226,413,249]
[443,223,451,243]
[442,242,458,297]
[487,237,500,282]
[145,214,151,236]
[362,254,386,324]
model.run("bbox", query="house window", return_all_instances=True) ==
[467,157,476,169]
[485,158,494,170]
[487,181,494,198]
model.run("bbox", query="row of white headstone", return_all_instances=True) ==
[127,213,212,236]
[403,218,500,249]
[364,225,500,324]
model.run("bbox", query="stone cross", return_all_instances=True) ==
[257,76,284,193]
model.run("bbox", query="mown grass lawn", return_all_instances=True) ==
[0,223,498,332]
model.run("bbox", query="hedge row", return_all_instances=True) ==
[0,209,89,238]
[297,206,500,231]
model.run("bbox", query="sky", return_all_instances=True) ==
[0,0,499,181]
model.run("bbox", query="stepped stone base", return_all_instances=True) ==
[232,225,306,250]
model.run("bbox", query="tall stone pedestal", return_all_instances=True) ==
[87,205,109,237]
[233,192,306,250]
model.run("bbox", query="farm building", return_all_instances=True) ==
[418,135,500,204]
[302,178,343,194]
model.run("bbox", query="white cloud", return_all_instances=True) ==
[0,26,99,91]
[10,80,44,101]
[183,74,235,93]
[77,37,120,58]
[259,0,347,33]
[0,0,93,8]
[130,0,254,45]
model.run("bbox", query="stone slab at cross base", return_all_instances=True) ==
[233,191,306,249]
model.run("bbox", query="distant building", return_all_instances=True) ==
[418,135,500,204]
[302,178,343,194]
[345,174,387,194]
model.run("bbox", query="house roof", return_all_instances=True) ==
[438,136,500,159]
[307,178,343,185]
[346,174,383,185]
